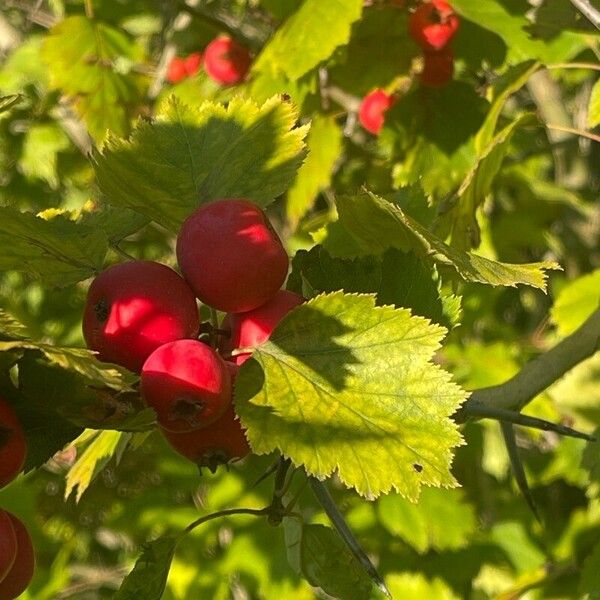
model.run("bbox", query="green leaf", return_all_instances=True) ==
[288,246,460,329]
[386,572,459,600]
[580,541,600,600]
[475,61,539,152]
[284,520,373,599]
[254,0,363,80]
[0,341,133,390]
[43,16,146,142]
[450,113,537,250]
[551,270,600,336]
[236,292,466,500]
[20,123,71,189]
[286,115,342,223]
[450,0,587,64]
[336,191,560,291]
[114,535,178,600]
[77,205,150,245]
[0,36,48,92]
[0,94,23,114]
[65,430,131,502]
[588,79,600,129]
[0,207,107,287]
[0,309,28,340]
[377,487,476,553]
[94,96,308,232]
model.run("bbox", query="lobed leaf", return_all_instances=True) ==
[236,292,466,500]
[94,96,308,232]
[336,191,560,291]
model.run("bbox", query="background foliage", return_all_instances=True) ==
[0,0,599,598]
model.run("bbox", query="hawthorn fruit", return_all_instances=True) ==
[0,512,34,600]
[82,260,200,373]
[184,52,202,76]
[141,339,232,432]
[0,397,26,489]
[409,0,459,51]
[421,48,454,87]
[0,511,16,584]
[161,404,250,472]
[176,199,289,313]
[358,89,394,135]
[166,57,187,83]
[203,37,251,85]
[222,290,304,365]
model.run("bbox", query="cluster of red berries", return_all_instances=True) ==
[83,199,303,471]
[358,0,459,135]
[167,36,252,86]
[0,398,35,599]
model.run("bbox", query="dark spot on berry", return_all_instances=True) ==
[94,298,110,323]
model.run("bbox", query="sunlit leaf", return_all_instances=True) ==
[236,292,466,500]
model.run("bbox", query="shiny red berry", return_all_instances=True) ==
[0,512,35,600]
[409,0,459,51]
[358,89,395,135]
[0,396,26,490]
[184,52,203,76]
[203,37,251,85]
[421,48,454,87]
[166,57,187,83]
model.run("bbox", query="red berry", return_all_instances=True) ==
[421,48,454,87]
[222,290,304,365]
[0,511,17,583]
[166,57,188,83]
[184,52,203,76]
[161,404,250,472]
[0,512,35,600]
[141,339,232,432]
[0,396,26,489]
[82,261,200,373]
[358,89,395,135]
[176,199,289,313]
[203,37,251,85]
[409,0,459,51]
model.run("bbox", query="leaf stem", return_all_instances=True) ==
[309,477,391,598]
[546,124,600,143]
[459,403,595,441]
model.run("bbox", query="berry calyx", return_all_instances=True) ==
[222,290,304,365]
[421,48,454,87]
[82,260,200,373]
[184,52,202,76]
[0,396,27,489]
[203,37,251,85]
[176,199,289,313]
[141,339,232,433]
[0,511,17,583]
[358,89,395,135]
[409,0,459,51]
[161,404,250,472]
[0,512,35,600]
[166,57,187,83]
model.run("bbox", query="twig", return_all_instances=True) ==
[547,123,600,144]
[309,477,391,598]
[569,0,600,31]
[459,403,595,441]
[462,309,600,414]
[183,506,268,535]
[547,62,600,72]
[84,0,94,20]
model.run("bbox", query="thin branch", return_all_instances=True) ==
[547,123,600,143]
[84,0,94,20]
[569,0,600,30]
[183,507,268,535]
[547,62,600,72]
[459,403,596,441]
[309,477,391,598]
[462,308,600,413]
